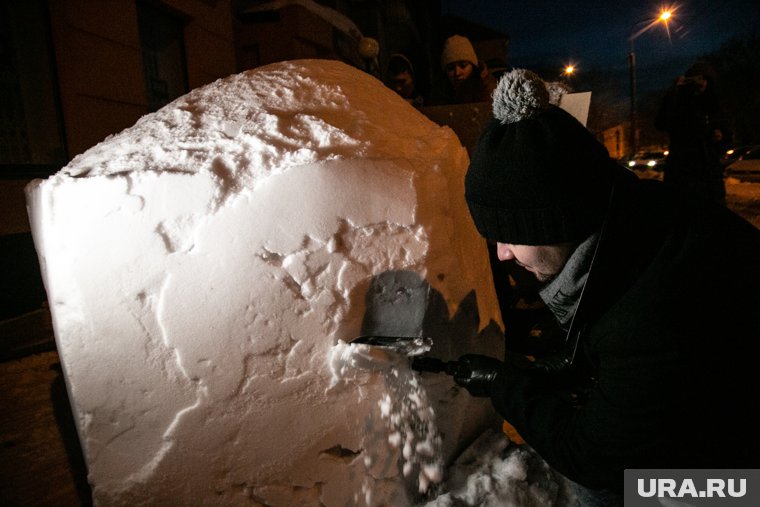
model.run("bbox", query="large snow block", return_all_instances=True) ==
[26,60,504,506]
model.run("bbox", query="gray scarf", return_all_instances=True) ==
[539,232,600,330]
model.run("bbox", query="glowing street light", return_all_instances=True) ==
[628,8,673,157]
[561,64,577,87]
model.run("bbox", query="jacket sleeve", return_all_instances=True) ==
[489,329,683,490]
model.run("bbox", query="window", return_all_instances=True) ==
[137,2,188,112]
[0,0,67,176]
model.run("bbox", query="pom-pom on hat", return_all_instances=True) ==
[465,69,624,246]
[440,35,478,69]
[491,69,550,123]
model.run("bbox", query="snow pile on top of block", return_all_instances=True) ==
[27,59,506,506]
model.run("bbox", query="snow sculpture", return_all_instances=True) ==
[26,60,504,506]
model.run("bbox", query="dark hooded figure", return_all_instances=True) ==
[656,60,729,205]
[452,69,760,501]
[384,53,424,108]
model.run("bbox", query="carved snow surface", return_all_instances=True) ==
[27,60,504,506]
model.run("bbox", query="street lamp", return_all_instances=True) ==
[628,9,672,157]
[561,64,576,85]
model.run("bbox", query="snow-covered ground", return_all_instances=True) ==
[726,178,760,228]
[421,430,586,506]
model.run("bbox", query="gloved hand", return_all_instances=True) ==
[453,354,504,397]
[532,353,571,374]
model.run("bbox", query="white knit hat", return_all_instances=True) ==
[440,35,478,69]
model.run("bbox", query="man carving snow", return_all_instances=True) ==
[455,69,760,495]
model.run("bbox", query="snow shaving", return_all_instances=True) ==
[329,340,444,501]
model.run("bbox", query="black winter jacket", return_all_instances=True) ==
[491,171,760,491]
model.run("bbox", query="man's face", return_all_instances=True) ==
[390,71,415,99]
[445,61,474,87]
[496,242,576,283]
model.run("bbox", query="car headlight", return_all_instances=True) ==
[647,160,656,167]
[628,160,635,167]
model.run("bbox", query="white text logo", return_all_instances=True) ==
[637,478,747,498]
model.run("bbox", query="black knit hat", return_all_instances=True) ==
[465,69,623,245]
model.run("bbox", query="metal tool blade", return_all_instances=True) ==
[349,335,433,356]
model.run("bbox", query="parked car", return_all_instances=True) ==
[626,150,668,171]
[725,145,760,180]
[721,145,753,168]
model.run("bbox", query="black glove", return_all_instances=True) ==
[453,354,504,397]
[532,353,571,374]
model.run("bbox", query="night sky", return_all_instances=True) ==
[443,0,760,91]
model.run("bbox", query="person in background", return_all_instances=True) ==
[452,69,760,500]
[431,35,508,350]
[384,53,424,108]
[433,34,496,105]
[655,60,729,205]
